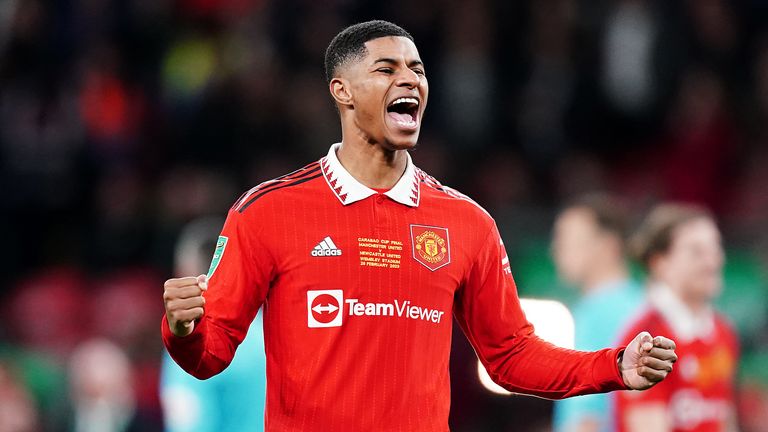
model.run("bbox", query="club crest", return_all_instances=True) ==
[410,225,450,271]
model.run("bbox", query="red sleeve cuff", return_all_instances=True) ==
[592,346,629,392]
[161,314,208,354]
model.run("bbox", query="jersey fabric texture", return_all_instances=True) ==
[161,314,266,432]
[553,280,644,432]
[163,144,629,432]
[614,285,738,432]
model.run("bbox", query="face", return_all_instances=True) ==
[552,208,603,286]
[332,36,428,150]
[653,218,724,304]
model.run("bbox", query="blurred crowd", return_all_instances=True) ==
[1,0,768,431]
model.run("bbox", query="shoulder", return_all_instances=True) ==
[231,160,324,214]
[593,283,644,311]
[713,312,740,347]
[416,166,495,227]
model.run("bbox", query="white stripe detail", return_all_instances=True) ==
[324,236,338,249]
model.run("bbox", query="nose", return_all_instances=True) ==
[395,68,419,88]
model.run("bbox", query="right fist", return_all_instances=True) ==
[163,274,208,337]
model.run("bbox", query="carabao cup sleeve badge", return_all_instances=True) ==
[207,236,228,278]
[410,225,451,271]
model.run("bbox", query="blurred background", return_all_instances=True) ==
[1,0,767,430]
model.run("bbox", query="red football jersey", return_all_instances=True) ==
[163,144,628,431]
[615,287,739,432]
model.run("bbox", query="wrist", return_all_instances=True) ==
[171,319,195,337]
[617,350,631,388]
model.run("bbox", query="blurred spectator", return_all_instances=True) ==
[5,268,88,359]
[160,217,266,432]
[89,269,166,428]
[85,168,152,271]
[68,339,136,432]
[439,0,495,147]
[616,204,738,432]
[602,0,657,115]
[551,195,643,432]
[161,30,218,110]
[0,361,39,432]
[655,67,737,210]
[77,43,145,167]
[517,0,576,166]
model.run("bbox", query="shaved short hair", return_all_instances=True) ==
[324,20,413,83]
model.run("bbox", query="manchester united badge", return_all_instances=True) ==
[410,224,451,271]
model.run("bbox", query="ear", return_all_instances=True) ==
[330,77,353,108]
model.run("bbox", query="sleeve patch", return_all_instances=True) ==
[207,236,228,278]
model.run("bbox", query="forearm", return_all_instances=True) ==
[480,330,627,399]
[161,314,237,379]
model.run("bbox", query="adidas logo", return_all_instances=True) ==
[311,236,342,257]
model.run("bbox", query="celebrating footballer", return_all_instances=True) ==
[162,20,678,431]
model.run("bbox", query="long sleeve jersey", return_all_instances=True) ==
[163,144,628,431]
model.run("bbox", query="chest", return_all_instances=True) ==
[260,195,475,327]
[673,339,736,392]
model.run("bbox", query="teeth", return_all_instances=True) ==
[390,97,419,106]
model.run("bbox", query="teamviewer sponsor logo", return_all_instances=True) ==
[311,236,342,257]
[307,289,343,328]
[307,289,446,328]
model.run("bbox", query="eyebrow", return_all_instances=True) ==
[372,58,424,68]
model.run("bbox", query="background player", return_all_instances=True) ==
[161,20,678,431]
[160,217,266,432]
[616,203,739,432]
[551,195,643,432]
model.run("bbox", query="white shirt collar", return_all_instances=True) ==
[648,283,716,343]
[320,143,421,207]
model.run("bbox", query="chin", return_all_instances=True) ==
[383,133,420,151]
[696,280,722,302]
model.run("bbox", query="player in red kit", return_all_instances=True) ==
[616,204,739,432]
[162,20,678,431]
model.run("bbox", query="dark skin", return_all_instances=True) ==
[163,35,677,392]
[329,36,428,189]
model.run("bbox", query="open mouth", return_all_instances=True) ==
[386,97,420,130]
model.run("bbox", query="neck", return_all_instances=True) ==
[336,134,408,190]
[655,281,710,315]
[583,264,629,293]
[679,291,710,315]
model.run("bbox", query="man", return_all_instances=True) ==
[551,195,644,432]
[160,218,266,432]
[616,204,739,432]
[162,20,677,431]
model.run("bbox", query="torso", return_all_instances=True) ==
[615,308,738,432]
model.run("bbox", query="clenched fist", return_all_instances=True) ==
[620,331,678,390]
[163,274,208,337]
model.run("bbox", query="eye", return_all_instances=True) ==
[376,68,394,74]
[412,68,425,76]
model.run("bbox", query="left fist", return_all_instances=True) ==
[620,331,678,390]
